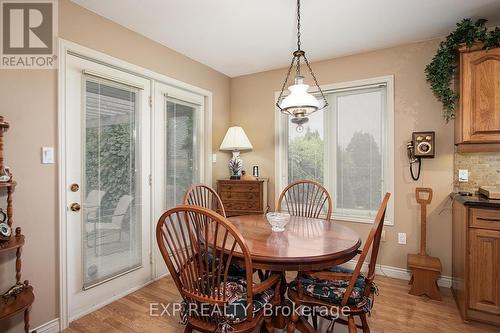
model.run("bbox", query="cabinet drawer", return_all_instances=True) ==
[220,191,259,201]
[225,201,260,211]
[219,183,260,193]
[470,208,500,230]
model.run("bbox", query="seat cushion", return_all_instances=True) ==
[289,266,369,307]
[223,275,274,324]
[185,275,274,325]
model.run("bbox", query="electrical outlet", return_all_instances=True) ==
[398,232,407,245]
[381,230,386,242]
[458,169,468,182]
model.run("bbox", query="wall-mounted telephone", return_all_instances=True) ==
[407,131,435,181]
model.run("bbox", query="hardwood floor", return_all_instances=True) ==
[64,275,498,333]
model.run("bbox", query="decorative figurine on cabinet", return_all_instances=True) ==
[0,208,11,242]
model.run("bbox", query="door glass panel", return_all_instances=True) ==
[165,98,198,208]
[83,77,142,289]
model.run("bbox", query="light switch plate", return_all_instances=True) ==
[41,147,55,164]
[212,153,217,163]
[458,169,469,182]
[398,232,407,245]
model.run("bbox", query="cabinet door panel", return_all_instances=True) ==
[469,228,500,314]
[462,48,500,142]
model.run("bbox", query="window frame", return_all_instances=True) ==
[275,75,394,225]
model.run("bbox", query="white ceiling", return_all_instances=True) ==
[71,0,500,77]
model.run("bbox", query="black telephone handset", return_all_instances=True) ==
[407,141,421,181]
[408,131,436,181]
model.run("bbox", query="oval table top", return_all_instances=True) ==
[227,214,362,271]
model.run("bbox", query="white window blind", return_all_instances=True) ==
[281,78,393,224]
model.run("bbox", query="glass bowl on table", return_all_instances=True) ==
[266,212,291,232]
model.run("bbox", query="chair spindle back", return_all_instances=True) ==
[183,184,226,217]
[277,180,332,220]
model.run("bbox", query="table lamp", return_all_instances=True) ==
[219,126,253,179]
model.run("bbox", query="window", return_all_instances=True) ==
[278,76,394,224]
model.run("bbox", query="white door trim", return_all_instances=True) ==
[57,38,213,330]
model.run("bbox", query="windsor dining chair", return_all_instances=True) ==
[287,193,391,333]
[156,205,281,333]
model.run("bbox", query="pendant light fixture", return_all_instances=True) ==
[276,0,328,132]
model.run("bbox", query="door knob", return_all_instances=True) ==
[70,203,81,212]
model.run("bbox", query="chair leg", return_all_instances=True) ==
[360,313,370,333]
[348,315,357,333]
[311,314,318,330]
[264,315,274,333]
[326,319,335,333]
[287,310,299,333]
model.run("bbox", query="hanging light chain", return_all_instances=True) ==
[296,0,302,51]
[276,0,329,113]
[303,54,328,108]
[276,55,297,112]
[295,0,302,77]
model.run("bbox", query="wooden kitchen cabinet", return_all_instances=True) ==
[455,44,500,152]
[217,179,268,217]
[469,228,500,315]
[452,198,500,325]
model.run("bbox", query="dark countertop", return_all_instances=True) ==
[450,192,500,209]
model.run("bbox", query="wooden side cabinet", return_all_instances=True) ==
[469,228,500,315]
[217,179,268,217]
[455,45,500,152]
[452,200,500,325]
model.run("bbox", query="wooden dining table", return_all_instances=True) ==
[227,214,362,332]
[227,214,362,272]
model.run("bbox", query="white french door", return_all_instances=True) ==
[152,82,204,276]
[65,54,152,320]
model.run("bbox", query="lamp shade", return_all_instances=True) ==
[280,76,320,116]
[219,126,253,151]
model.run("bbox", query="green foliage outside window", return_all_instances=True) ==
[288,128,324,184]
[288,129,382,212]
[86,124,135,213]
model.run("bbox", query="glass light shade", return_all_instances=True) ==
[280,76,320,116]
[219,126,253,151]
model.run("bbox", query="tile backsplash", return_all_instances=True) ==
[454,152,500,192]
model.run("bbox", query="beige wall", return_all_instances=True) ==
[231,39,454,277]
[0,0,231,331]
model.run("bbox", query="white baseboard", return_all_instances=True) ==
[343,260,452,288]
[31,318,60,333]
